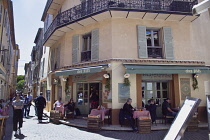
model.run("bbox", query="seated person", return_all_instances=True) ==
[123,98,136,131]
[148,99,156,123]
[53,98,63,109]
[162,98,177,117]
[64,98,75,116]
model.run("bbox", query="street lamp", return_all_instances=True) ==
[192,0,210,15]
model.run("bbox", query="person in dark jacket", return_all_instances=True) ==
[64,98,75,118]
[35,93,46,123]
[148,99,156,123]
[123,98,136,131]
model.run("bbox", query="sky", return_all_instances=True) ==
[13,0,47,75]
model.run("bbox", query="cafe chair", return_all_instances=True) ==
[162,112,174,125]
[104,109,112,126]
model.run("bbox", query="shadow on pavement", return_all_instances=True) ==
[14,134,27,139]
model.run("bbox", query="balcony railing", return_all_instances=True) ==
[81,51,91,62]
[43,0,198,44]
[148,47,162,58]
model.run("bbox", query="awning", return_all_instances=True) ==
[124,64,210,74]
[55,66,103,76]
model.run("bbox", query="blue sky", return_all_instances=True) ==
[13,0,47,75]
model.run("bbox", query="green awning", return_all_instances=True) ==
[55,66,103,76]
[124,64,210,74]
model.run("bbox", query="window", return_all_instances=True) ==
[81,33,91,62]
[146,29,162,58]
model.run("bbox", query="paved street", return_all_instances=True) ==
[4,106,209,140]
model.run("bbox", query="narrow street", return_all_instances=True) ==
[3,106,209,140]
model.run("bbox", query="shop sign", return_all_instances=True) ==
[185,69,202,74]
[76,68,91,74]
[73,72,103,82]
[142,74,172,80]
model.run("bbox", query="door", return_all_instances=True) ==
[76,82,102,115]
[142,81,169,117]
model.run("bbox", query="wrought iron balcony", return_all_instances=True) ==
[148,47,162,58]
[43,0,198,44]
[81,51,91,62]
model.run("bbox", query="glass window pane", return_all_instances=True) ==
[77,83,83,90]
[153,31,159,46]
[157,82,160,90]
[146,30,152,46]
[163,91,168,98]
[162,82,168,90]
[84,83,88,90]
[77,91,83,105]
[142,82,145,98]
[146,91,153,99]
[147,82,152,90]
[157,91,161,98]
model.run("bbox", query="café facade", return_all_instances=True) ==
[50,59,210,125]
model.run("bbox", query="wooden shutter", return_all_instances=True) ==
[42,58,45,77]
[56,46,60,68]
[91,29,99,61]
[163,27,174,59]
[50,48,55,71]
[137,25,148,58]
[72,35,79,64]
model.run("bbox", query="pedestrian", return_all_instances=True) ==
[35,92,46,123]
[12,94,24,137]
[23,95,29,118]
[27,92,33,116]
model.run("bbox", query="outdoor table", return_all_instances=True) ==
[90,109,110,121]
[55,106,65,115]
[133,111,150,119]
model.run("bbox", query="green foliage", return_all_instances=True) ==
[17,80,25,91]
[124,78,130,86]
[17,75,25,83]
[105,78,111,90]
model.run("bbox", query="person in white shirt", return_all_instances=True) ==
[53,98,63,109]
[12,94,24,137]
[27,92,33,116]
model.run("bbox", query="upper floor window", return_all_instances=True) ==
[137,25,174,59]
[146,29,162,58]
[81,33,91,62]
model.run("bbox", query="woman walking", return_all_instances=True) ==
[12,94,24,137]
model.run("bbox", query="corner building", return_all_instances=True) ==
[42,0,210,124]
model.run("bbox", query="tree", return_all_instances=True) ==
[17,80,25,92]
[17,75,24,83]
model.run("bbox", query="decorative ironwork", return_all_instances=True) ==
[148,47,162,58]
[81,51,91,62]
[44,0,198,44]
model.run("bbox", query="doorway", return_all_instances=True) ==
[76,82,102,115]
[142,81,169,117]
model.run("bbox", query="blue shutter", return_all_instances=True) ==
[72,35,79,64]
[163,27,174,59]
[91,29,99,61]
[137,25,148,58]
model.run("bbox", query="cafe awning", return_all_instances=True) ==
[124,64,210,74]
[55,65,104,76]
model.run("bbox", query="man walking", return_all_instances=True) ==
[27,92,33,116]
[35,92,46,123]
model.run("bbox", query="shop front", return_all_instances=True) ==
[55,65,109,115]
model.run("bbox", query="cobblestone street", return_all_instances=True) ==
[3,106,209,140]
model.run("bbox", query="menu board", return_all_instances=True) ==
[164,97,201,140]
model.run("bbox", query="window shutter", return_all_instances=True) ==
[42,58,45,77]
[163,27,174,59]
[56,46,60,68]
[91,29,99,61]
[72,35,79,64]
[51,49,55,71]
[137,25,148,58]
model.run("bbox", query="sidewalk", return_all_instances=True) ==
[43,109,208,131]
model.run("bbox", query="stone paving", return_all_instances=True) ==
[3,106,209,140]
